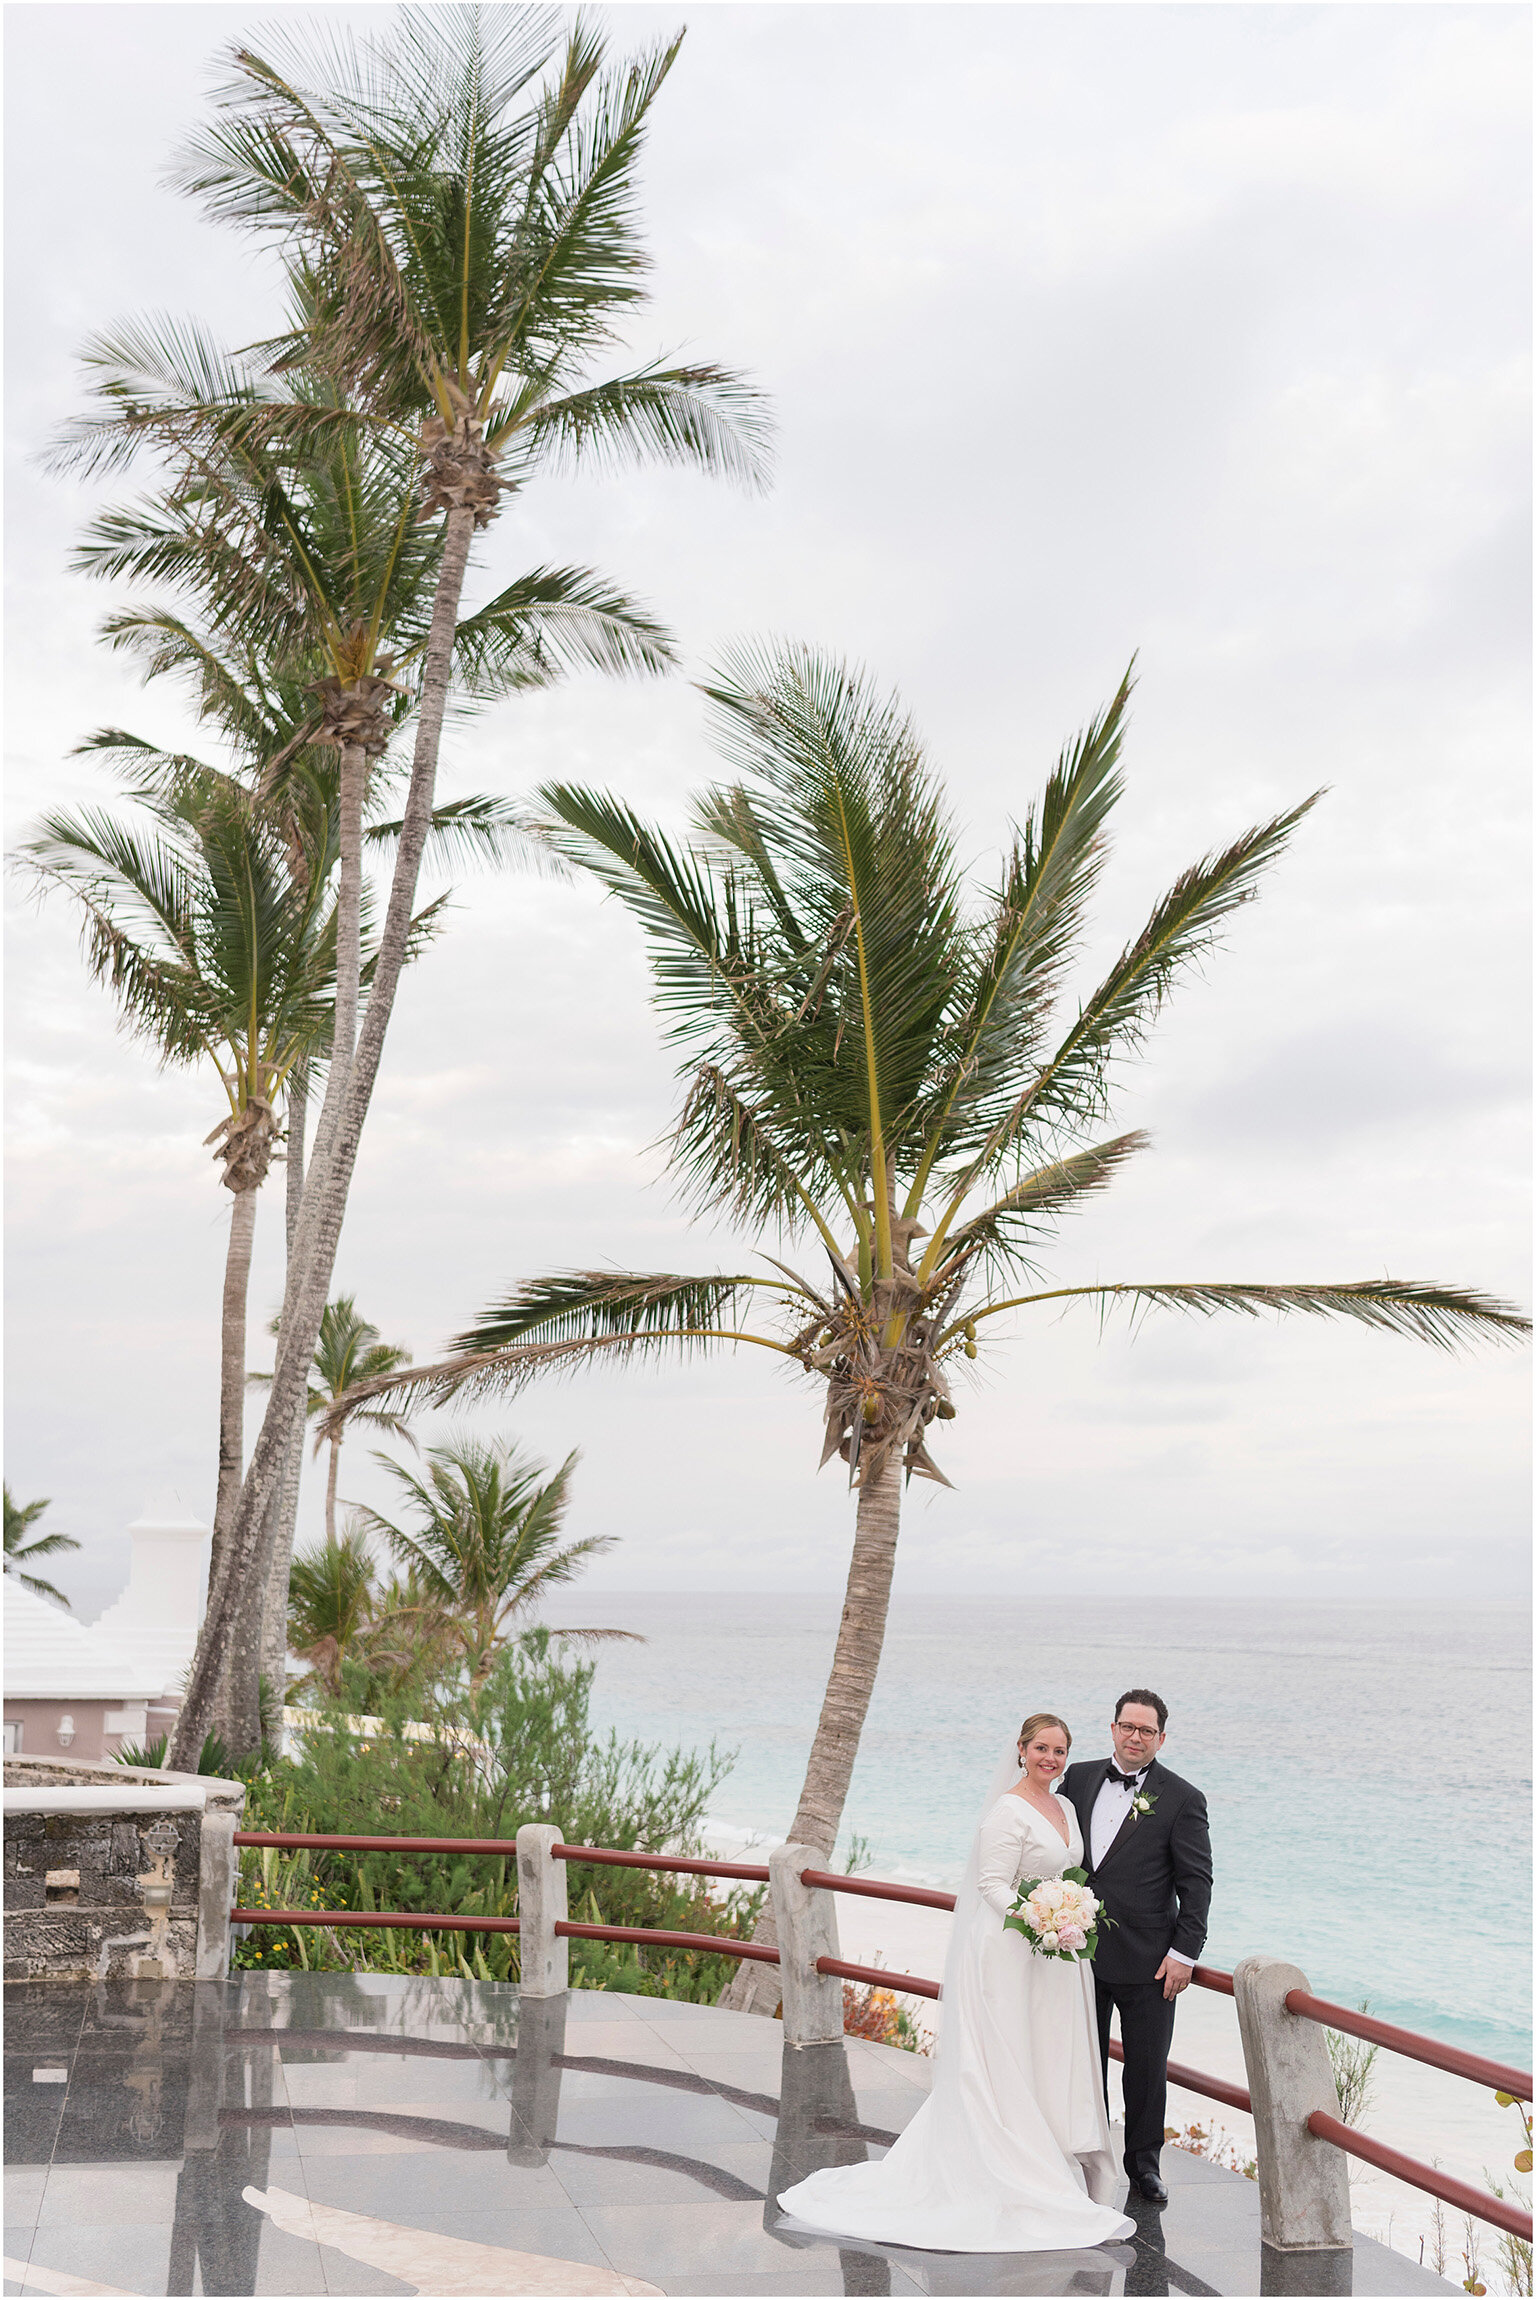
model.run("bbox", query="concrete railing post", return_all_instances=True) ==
[516,1823,569,1999]
[1234,1955,1353,2253]
[195,1809,237,1980]
[769,1843,844,2047]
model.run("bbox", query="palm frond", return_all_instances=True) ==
[935,1131,1152,1282]
[450,563,676,691]
[365,792,554,874]
[910,671,1133,1183]
[503,363,772,491]
[960,1279,1531,1353]
[536,782,750,1042]
[671,1063,852,1247]
[957,793,1323,1194]
[452,1268,775,1354]
[699,640,968,1225]
[318,1270,797,1433]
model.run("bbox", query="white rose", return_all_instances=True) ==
[1042,1931,1059,1949]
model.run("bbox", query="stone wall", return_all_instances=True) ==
[3,1758,243,1983]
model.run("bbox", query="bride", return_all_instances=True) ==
[777,1713,1136,2254]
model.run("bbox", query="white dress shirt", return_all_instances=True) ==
[1089,1767,1192,1968]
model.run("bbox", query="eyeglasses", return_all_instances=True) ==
[1116,1725,1159,1737]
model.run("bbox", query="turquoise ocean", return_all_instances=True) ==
[537,1591,1531,2069]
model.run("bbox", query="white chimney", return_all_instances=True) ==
[91,1496,211,1697]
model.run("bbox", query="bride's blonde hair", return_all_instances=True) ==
[1017,1712,1071,1753]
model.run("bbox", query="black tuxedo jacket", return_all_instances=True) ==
[1060,1756,1212,1986]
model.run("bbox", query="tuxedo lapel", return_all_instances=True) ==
[1083,1758,1119,1875]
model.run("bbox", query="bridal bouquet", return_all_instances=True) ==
[1003,1868,1111,1962]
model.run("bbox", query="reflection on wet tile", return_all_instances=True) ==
[555,2091,768,2152]
[4,2064,71,2171]
[299,2147,571,2222]
[660,2280,902,2300]
[561,1993,646,2023]
[548,2136,773,2208]
[836,2048,931,2090]
[3,1976,1434,2297]
[36,2163,181,2229]
[659,2047,785,2095]
[2,2175,47,2232]
[339,2200,619,2268]
[552,2023,700,2070]
[279,2068,361,2110]
[583,2195,844,2279]
[274,2100,515,2159]
[25,2223,173,2293]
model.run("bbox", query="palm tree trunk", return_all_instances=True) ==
[719,1448,905,2014]
[170,505,478,1768]
[324,1440,341,1545]
[205,1179,260,1743]
[212,1185,260,1566]
[258,1064,310,1746]
[289,740,365,1281]
[332,743,365,1071]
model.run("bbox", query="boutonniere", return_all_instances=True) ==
[1130,1789,1157,1818]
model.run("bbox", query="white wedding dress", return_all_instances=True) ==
[777,1784,1135,2254]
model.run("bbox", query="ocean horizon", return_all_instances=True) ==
[536,1587,1531,2069]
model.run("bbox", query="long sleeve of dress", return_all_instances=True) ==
[976,1800,1030,1919]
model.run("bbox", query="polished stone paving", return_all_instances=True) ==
[2,1976,1455,2297]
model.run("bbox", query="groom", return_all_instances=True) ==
[1062,1689,1213,2208]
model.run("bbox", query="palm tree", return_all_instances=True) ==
[333,643,1529,2009]
[56,374,671,1755]
[4,1489,80,1609]
[356,1437,624,1690]
[54,8,769,1766]
[69,347,673,1109]
[286,1525,454,1701]
[252,1295,417,1545]
[286,1522,377,1695]
[20,762,343,1592]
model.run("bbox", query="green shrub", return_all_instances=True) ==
[236,1630,760,1995]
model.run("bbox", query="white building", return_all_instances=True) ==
[3,1501,210,1761]
[2,1583,166,1762]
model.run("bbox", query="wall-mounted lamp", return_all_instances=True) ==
[55,1714,76,1749]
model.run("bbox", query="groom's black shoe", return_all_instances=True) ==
[1125,2154,1169,2206]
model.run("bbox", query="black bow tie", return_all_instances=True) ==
[1109,1769,1143,1791]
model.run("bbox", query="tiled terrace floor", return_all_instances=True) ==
[3,1976,1454,2297]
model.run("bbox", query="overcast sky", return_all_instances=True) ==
[5,1,1529,1621]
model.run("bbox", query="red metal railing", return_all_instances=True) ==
[1307,2110,1531,2244]
[1108,2037,1252,2116]
[554,1920,777,1962]
[231,1909,521,1934]
[236,1831,520,1856]
[817,1955,941,2001]
[553,1841,772,1884]
[799,1868,957,1912]
[232,1826,1533,2242]
[1286,1989,1531,2100]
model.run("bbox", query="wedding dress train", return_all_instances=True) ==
[777,1792,1135,2254]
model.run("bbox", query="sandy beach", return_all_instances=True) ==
[710,1837,1526,2289]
